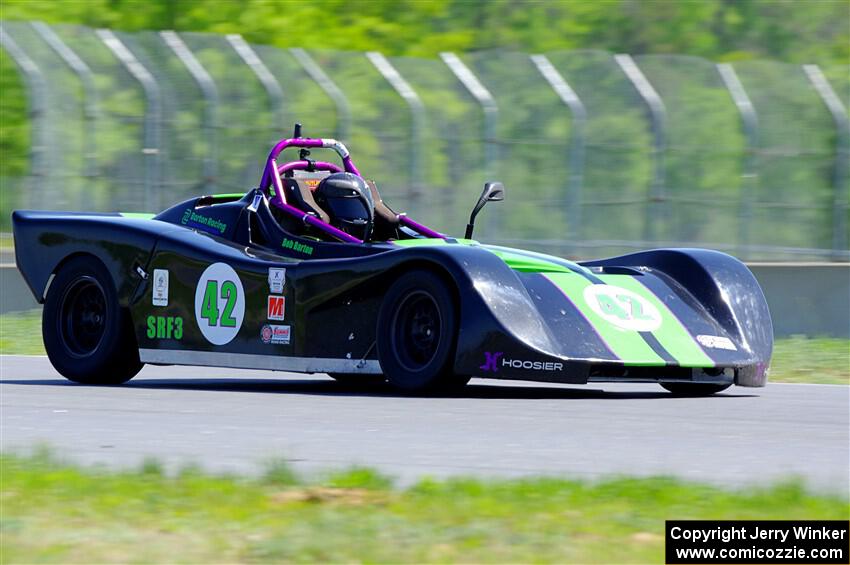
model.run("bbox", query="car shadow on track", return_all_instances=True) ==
[0,377,758,400]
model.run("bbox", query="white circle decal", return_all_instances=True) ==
[194,262,245,345]
[583,284,662,332]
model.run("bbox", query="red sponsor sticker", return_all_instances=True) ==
[267,295,285,321]
[260,324,290,344]
[261,325,273,343]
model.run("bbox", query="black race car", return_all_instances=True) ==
[13,126,773,395]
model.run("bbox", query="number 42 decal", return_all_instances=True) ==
[596,293,652,321]
[583,284,662,332]
[194,263,245,345]
[200,280,238,327]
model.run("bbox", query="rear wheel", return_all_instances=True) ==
[377,270,468,393]
[660,383,731,396]
[43,256,143,384]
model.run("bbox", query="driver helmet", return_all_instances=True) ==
[314,172,375,240]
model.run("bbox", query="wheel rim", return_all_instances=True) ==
[390,290,442,372]
[59,276,107,357]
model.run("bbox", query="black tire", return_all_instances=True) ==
[660,382,731,396]
[377,269,468,393]
[42,256,143,384]
[327,373,386,386]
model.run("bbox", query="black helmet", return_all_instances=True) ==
[314,172,374,240]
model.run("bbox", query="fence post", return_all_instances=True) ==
[366,52,425,206]
[290,48,351,142]
[440,52,499,235]
[31,21,99,180]
[0,24,48,208]
[531,54,587,253]
[96,29,161,212]
[440,52,498,182]
[226,34,285,141]
[615,54,667,244]
[803,65,849,261]
[160,31,218,194]
[717,63,759,261]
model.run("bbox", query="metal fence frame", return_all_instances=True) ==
[31,21,99,179]
[226,34,285,141]
[803,64,849,259]
[717,62,759,260]
[96,28,162,211]
[531,54,587,248]
[615,54,668,242]
[2,22,847,261]
[1,23,47,208]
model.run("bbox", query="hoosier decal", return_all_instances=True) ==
[480,351,563,372]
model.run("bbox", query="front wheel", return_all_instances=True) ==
[377,270,468,393]
[42,256,143,384]
[660,383,731,396]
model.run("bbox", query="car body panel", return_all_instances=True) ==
[13,190,772,388]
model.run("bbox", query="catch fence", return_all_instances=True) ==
[1,21,847,260]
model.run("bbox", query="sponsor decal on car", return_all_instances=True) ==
[479,351,503,372]
[248,193,263,212]
[181,208,228,235]
[697,334,738,351]
[281,237,314,256]
[146,315,183,340]
[194,263,245,345]
[268,267,286,293]
[583,284,662,332]
[152,269,169,306]
[267,295,286,321]
[480,351,563,372]
[261,324,291,344]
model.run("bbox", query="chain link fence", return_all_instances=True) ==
[1,21,847,261]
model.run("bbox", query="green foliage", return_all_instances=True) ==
[1,451,846,562]
[262,458,300,486]
[770,336,850,385]
[2,0,846,64]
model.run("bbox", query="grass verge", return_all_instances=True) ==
[2,309,847,384]
[1,452,847,563]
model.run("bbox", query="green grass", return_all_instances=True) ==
[0,309,43,356]
[3,308,847,384]
[769,336,850,384]
[1,451,846,564]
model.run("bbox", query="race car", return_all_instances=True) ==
[13,125,773,395]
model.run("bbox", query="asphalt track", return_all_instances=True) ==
[1,355,848,492]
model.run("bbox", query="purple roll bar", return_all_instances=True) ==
[398,215,445,239]
[260,136,444,243]
[277,160,344,175]
[260,137,358,190]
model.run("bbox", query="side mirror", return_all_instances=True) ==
[465,182,505,239]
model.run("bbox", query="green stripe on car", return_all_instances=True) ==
[596,274,715,368]
[545,272,666,366]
